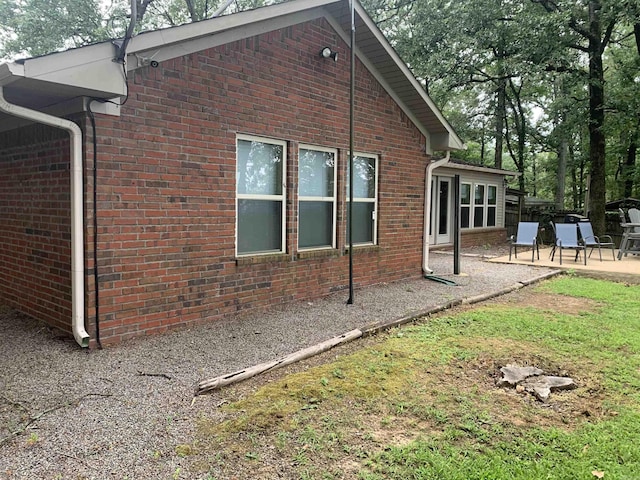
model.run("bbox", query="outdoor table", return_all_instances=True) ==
[617,223,640,260]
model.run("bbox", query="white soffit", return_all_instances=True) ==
[17,43,126,97]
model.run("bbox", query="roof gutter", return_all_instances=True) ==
[422,151,450,275]
[0,86,89,348]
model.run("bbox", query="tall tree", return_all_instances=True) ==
[532,0,619,234]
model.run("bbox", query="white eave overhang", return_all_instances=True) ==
[436,161,521,177]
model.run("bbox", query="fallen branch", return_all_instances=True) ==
[0,393,112,447]
[137,371,172,380]
[196,329,362,395]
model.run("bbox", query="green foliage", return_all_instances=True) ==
[0,0,128,58]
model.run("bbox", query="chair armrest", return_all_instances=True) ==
[601,234,614,243]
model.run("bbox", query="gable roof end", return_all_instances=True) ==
[0,0,463,150]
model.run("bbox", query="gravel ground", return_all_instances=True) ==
[0,249,559,479]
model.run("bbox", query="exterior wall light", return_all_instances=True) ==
[320,47,338,62]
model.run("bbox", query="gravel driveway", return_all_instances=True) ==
[0,250,558,479]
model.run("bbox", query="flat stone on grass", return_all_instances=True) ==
[497,365,576,402]
[522,375,577,402]
[497,365,544,387]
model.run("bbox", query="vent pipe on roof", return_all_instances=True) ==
[0,87,90,348]
[423,151,450,275]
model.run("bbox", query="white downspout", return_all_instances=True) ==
[422,151,450,275]
[0,87,90,347]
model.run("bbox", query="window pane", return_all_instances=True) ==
[347,202,374,243]
[461,184,471,205]
[474,206,484,227]
[461,206,470,228]
[299,149,334,197]
[237,139,283,195]
[237,199,282,254]
[487,206,496,227]
[488,186,497,205]
[299,201,333,248]
[351,156,376,198]
[438,181,449,235]
[474,185,485,204]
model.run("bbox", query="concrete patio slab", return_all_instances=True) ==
[489,247,640,281]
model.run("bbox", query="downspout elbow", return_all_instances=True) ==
[0,87,89,347]
[423,151,451,275]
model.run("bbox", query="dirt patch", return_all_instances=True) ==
[479,290,602,315]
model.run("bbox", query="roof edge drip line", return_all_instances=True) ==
[0,86,90,348]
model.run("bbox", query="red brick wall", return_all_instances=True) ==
[88,18,431,344]
[461,228,509,248]
[0,125,73,333]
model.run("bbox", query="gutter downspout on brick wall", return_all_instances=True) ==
[422,151,450,275]
[0,87,90,348]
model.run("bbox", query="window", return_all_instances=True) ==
[463,182,498,229]
[487,185,497,227]
[460,183,471,228]
[236,135,286,256]
[298,146,337,249]
[347,153,378,244]
[473,184,485,227]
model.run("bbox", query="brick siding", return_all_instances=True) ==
[460,228,509,248]
[0,125,73,333]
[1,18,433,345]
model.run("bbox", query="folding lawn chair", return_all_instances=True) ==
[509,222,539,262]
[551,223,586,265]
[577,221,615,261]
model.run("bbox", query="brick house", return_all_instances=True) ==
[0,0,470,347]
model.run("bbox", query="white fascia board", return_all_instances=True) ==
[128,7,328,70]
[0,62,25,86]
[351,3,465,151]
[436,162,521,177]
[127,0,340,62]
[20,43,126,96]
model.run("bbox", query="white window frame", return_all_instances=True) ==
[487,184,498,227]
[235,134,287,257]
[467,182,499,229]
[298,145,338,251]
[347,152,379,245]
[460,182,472,229]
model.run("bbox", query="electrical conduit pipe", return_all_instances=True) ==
[0,87,90,347]
[422,151,450,275]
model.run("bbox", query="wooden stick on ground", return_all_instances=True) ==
[196,329,363,395]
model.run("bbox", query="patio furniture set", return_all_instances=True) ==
[509,208,640,265]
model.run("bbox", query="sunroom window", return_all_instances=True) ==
[460,183,471,228]
[347,154,378,245]
[487,185,497,227]
[473,184,485,228]
[298,146,337,249]
[236,135,286,256]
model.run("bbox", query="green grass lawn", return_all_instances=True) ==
[190,277,640,479]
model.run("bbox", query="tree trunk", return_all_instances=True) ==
[625,138,637,198]
[556,136,568,210]
[586,0,606,236]
[495,78,506,170]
